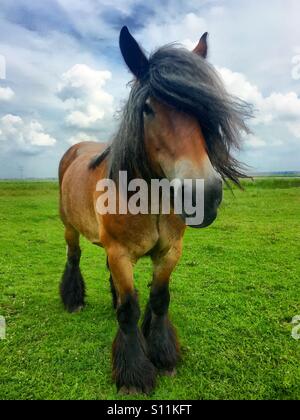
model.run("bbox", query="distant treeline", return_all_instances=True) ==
[250,172,300,177]
[1,172,300,181]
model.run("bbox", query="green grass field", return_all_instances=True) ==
[0,178,299,400]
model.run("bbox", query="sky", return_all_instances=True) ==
[0,0,300,178]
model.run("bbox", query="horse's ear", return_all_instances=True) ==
[193,32,208,58]
[119,26,149,79]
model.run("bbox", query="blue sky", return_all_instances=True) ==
[0,0,300,178]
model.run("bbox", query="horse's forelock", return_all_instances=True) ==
[107,45,253,186]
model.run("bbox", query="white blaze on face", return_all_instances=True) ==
[172,157,219,184]
[167,160,206,226]
[167,157,220,196]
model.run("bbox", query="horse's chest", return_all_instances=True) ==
[100,213,160,257]
[100,213,185,259]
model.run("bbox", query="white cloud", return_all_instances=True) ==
[0,114,56,153]
[0,86,14,101]
[245,134,266,149]
[217,66,300,139]
[209,6,225,16]
[287,122,300,139]
[291,54,300,80]
[57,64,114,129]
[139,12,207,52]
[217,67,263,106]
[27,121,57,146]
[68,131,98,145]
[262,92,300,122]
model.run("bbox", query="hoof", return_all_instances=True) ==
[160,368,177,377]
[73,305,84,313]
[119,386,143,395]
[68,304,84,314]
[116,366,156,396]
[119,382,154,395]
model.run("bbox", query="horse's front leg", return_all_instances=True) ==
[142,244,182,375]
[107,247,156,394]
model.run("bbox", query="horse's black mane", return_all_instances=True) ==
[90,45,253,186]
[89,146,111,170]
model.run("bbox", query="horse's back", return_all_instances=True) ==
[59,141,108,243]
[59,141,107,186]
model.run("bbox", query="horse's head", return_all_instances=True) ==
[118,27,251,228]
[142,96,223,228]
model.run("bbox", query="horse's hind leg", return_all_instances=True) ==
[107,258,118,310]
[142,244,182,374]
[109,274,118,310]
[60,225,85,313]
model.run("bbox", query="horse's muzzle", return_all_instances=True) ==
[179,178,223,228]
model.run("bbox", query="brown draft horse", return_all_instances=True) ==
[59,27,251,394]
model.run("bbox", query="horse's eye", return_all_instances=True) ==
[143,102,154,117]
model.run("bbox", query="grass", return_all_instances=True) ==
[0,178,299,400]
